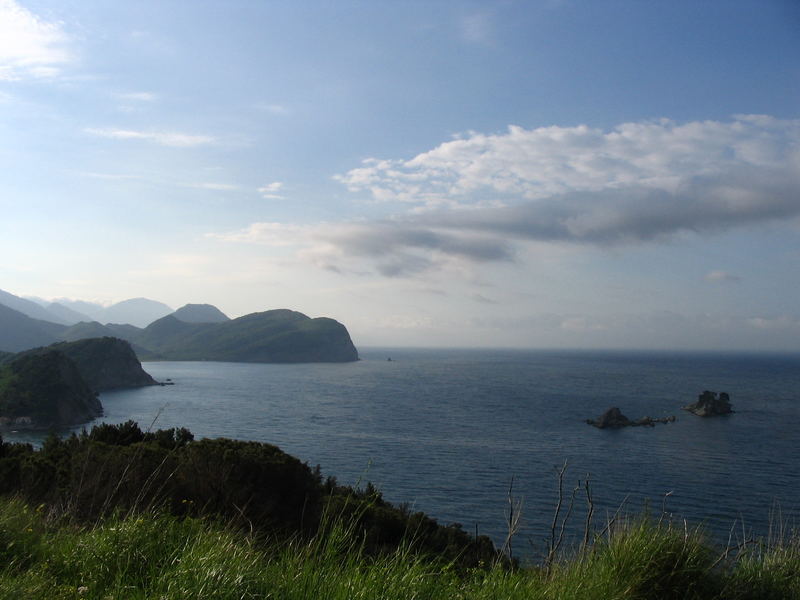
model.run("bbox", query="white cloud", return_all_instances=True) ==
[85,128,214,147]
[258,182,284,199]
[336,116,799,209]
[0,0,73,80]
[217,116,800,280]
[704,270,741,283]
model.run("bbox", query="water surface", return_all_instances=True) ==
[6,348,799,557]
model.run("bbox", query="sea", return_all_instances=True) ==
[5,347,799,560]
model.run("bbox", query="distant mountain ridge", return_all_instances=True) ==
[46,302,94,324]
[102,298,174,328]
[0,303,65,352]
[5,290,173,327]
[0,291,359,363]
[0,289,71,325]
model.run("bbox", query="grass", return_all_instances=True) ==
[0,498,798,599]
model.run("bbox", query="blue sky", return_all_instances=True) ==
[2,0,799,349]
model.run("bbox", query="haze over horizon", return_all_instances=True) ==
[2,1,799,350]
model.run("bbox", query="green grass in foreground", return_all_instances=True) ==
[0,497,798,600]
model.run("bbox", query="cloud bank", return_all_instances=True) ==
[222,116,800,276]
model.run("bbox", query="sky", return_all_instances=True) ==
[1,0,799,350]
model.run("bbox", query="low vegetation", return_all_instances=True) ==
[0,498,798,599]
[0,422,797,598]
[0,422,496,567]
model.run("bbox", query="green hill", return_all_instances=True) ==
[58,320,115,342]
[138,309,359,363]
[0,299,359,363]
[48,337,158,391]
[0,349,101,428]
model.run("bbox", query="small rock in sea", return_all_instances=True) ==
[586,407,676,429]
[682,391,733,417]
[586,407,632,429]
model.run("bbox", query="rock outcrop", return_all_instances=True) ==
[683,391,733,417]
[587,407,676,429]
[587,407,632,428]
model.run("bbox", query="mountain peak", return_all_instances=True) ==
[172,303,230,324]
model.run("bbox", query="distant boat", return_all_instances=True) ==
[387,357,392,361]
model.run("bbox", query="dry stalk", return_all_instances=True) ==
[501,475,523,562]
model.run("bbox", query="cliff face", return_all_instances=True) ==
[0,350,102,428]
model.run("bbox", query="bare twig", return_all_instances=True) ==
[581,475,594,553]
[658,490,673,527]
[598,494,630,541]
[553,480,579,560]
[545,460,570,568]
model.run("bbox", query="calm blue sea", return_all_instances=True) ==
[5,348,799,558]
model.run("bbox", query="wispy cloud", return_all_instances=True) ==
[208,222,305,247]
[188,182,241,191]
[459,13,494,45]
[77,171,143,181]
[0,0,74,80]
[115,91,158,102]
[85,128,215,147]
[258,182,285,199]
[255,103,290,115]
